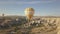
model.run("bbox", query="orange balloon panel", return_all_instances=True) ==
[26,14,34,20]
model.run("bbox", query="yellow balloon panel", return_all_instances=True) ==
[25,11,34,16]
[25,8,34,11]
[25,8,34,20]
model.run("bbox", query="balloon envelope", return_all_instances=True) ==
[25,8,34,20]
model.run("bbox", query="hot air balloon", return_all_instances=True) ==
[25,8,34,21]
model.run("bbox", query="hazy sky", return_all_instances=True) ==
[0,0,60,16]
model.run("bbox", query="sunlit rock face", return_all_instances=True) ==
[25,8,34,20]
[23,17,60,34]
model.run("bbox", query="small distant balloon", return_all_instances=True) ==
[25,8,34,20]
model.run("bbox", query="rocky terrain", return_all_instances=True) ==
[0,16,59,34]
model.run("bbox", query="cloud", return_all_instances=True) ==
[0,0,57,5]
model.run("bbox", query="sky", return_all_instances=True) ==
[0,0,60,16]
